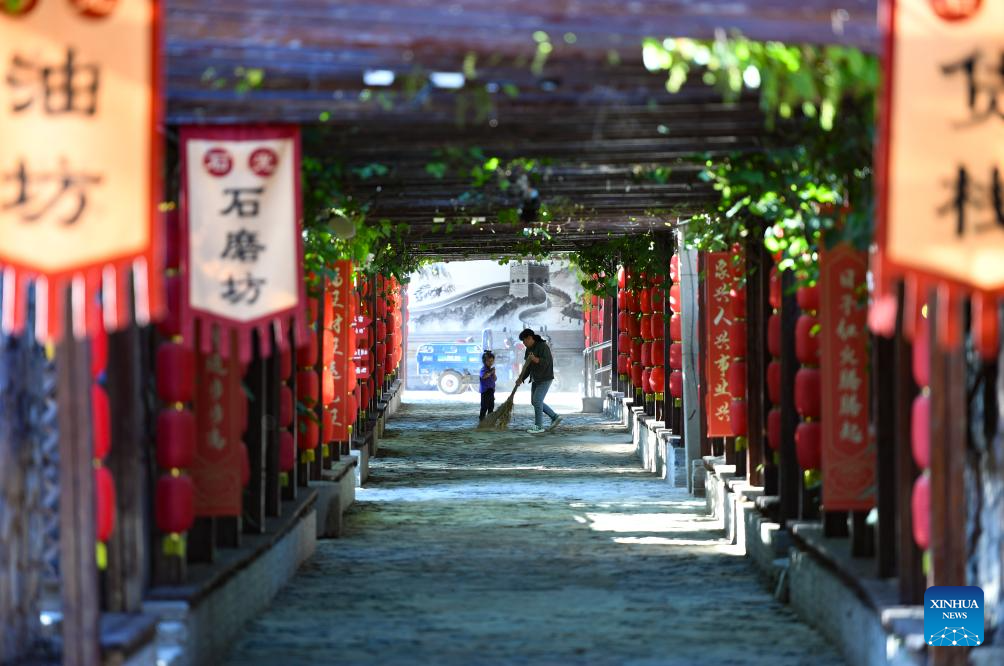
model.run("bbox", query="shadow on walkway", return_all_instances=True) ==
[224,399,844,666]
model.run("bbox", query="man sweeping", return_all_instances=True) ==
[517,328,563,434]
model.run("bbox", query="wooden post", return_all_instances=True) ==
[778,270,801,526]
[744,234,766,487]
[927,294,969,666]
[928,295,968,587]
[56,315,100,666]
[893,288,924,604]
[873,328,898,577]
[244,337,267,533]
[264,340,282,516]
[103,324,149,611]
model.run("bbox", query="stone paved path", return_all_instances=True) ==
[225,397,844,666]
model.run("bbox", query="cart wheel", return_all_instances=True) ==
[437,370,463,395]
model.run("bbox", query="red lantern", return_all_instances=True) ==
[239,442,250,487]
[911,394,931,470]
[628,316,641,339]
[767,360,781,404]
[279,386,294,428]
[155,474,195,534]
[669,284,682,312]
[669,369,683,398]
[794,367,822,419]
[618,267,626,289]
[911,474,930,550]
[631,363,644,388]
[652,312,665,335]
[670,313,682,342]
[298,415,320,451]
[617,353,630,374]
[156,408,196,469]
[618,332,632,352]
[795,421,822,470]
[376,319,387,342]
[767,313,781,357]
[796,285,820,312]
[730,399,748,436]
[767,408,782,450]
[92,384,111,460]
[650,288,665,313]
[624,291,637,312]
[641,368,652,394]
[730,321,747,357]
[649,365,665,393]
[297,370,320,407]
[640,314,652,340]
[641,341,652,367]
[90,330,108,380]
[618,311,631,332]
[94,466,116,543]
[728,361,746,396]
[639,288,652,314]
[297,332,319,368]
[630,338,642,362]
[913,314,930,387]
[279,431,295,472]
[769,267,781,310]
[651,341,665,366]
[730,286,746,319]
[156,343,195,403]
[795,315,820,364]
[650,272,665,286]
[669,342,682,370]
[158,274,183,338]
[617,290,630,310]
[670,255,680,283]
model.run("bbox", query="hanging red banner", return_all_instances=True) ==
[191,332,244,516]
[0,0,162,341]
[704,252,735,437]
[324,260,354,441]
[180,125,307,362]
[876,1,1004,297]
[820,244,875,511]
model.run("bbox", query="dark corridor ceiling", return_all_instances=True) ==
[165,1,878,257]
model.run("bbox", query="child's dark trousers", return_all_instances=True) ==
[479,389,495,421]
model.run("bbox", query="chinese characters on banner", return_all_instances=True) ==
[878,0,1004,293]
[704,252,735,437]
[324,260,355,442]
[820,245,875,510]
[0,0,161,341]
[181,126,307,361]
[192,343,244,516]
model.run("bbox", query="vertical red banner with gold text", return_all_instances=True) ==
[324,260,353,441]
[192,333,244,516]
[820,244,875,510]
[704,252,734,437]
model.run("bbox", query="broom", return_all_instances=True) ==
[477,361,529,431]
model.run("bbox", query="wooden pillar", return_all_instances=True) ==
[744,234,766,487]
[893,289,925,603]
[56,315,100,666]
[778,270,801,526]
[264,341,282,515]
[928,295,968,587]
[103,324,149,611]
[873,328,898,578]
[244,337,267,533]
